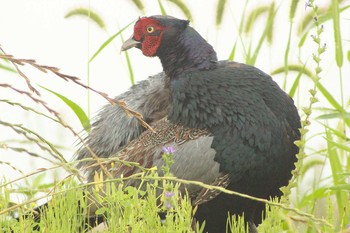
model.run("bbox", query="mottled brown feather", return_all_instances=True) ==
[97,117,208,179]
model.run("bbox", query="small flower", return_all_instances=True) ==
[304,1,312,10]
[164,191,175,198]
[162,146,175,154]
[165,201,173,209]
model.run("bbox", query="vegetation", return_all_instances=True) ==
[1,0,349,232]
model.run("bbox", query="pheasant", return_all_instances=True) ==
[16,15,300,233]
[88,15,300,232]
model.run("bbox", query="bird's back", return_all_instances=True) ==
[169,60,300,198]
[168,61,300,231]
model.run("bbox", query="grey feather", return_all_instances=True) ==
[76,72,170,182]
[151,136,220,195]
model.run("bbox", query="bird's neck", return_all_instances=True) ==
[157,27,218,79]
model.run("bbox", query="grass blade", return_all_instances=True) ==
[124,50,134,86]
[238,0,249,34]
[317,120,349,140]
[0,63,17,73]
[244,6,269,34]
[330,184,350,190]
[65,7,105,29]
[216,0,227,26]
[248,3,276,65]
[272,65,344,114]
[131,0,145,12]
[40,86,90,132]
[168,0,192,21]
[157,0,167,15]
[89,20,134,62]
[1,99,60,124]
[326,130,349,229]
[331,0,343,67]
[288,69,302,98]
[283,23,293,89]
[326,136,350,152]
[228,41,237,61]
[298,31,309,48]
[317,112,350,120]
[120,34,135,85]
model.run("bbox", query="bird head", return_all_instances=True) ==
[121,15,189,57]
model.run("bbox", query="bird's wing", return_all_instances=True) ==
[88,117,225,197]
[76,73,171,181]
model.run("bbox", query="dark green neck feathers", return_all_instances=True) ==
[156,25,218,79]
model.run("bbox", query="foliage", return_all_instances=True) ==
[1,0,350,232]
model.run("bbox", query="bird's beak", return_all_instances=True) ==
[121,34,140,52]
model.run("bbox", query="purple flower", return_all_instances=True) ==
[165,201,173,209]
[305,1,310,10]
[164,191,175,198]
[162,146,175,154]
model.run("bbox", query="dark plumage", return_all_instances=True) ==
[16,15,300,233]
[118,15,300,232]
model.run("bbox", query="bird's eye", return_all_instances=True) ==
[146,26,154,33]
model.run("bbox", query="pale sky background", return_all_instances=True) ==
[0,0,349,202]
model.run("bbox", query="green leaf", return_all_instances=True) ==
[89,20,135,62]
[120,34,135,85]
[228,41,237,61]
[331,0,343,67]
[40,86,90,132]
[65,7,105,29]
[0,63,17,73]
[316,112,350,120]
[288,69,302,98]
[298,31,308,48]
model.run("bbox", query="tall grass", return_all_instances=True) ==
[1,0,350,232]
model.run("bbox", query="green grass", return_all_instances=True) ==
[1,0,350,232]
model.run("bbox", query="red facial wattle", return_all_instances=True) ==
[133,17,166,57]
